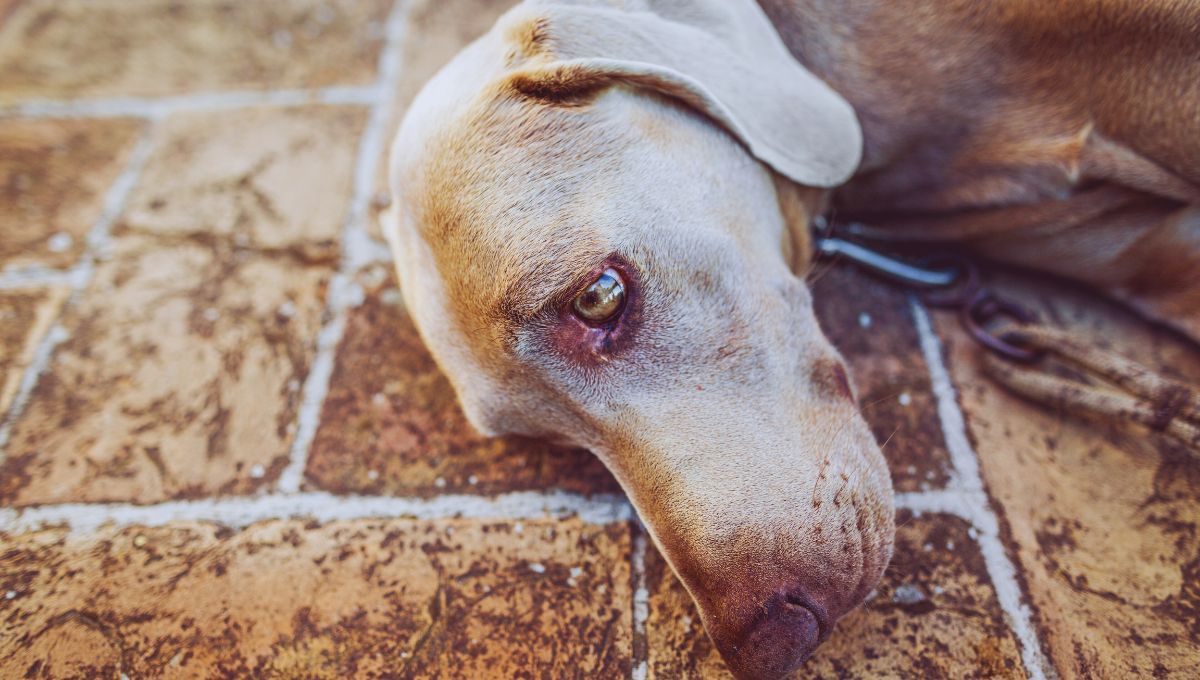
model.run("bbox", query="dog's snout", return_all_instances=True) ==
[725,588,828,679]
[610,395,893,679]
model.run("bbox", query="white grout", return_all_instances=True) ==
[895,488,975,515]
[343,220,395,267]
[342,4,411,268]
[0,325,67,456]
[0,265,81,291]
[275,0,412,493]
[910,303,985,494]
[910,298,1053,680]
[0,491,635,534]
[0,132,154,463]
[0,86,378,120]
[630,528,650,680]
[85,132,157,257]
[275,273,362,493]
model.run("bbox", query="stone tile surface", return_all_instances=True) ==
[306,264,621,497]
[6,0,1200,676]
[0,118,142,270]
[937,273,1200,678]
[645,511,1025,678]
[812,263,952,492]
[0,0,393,103]
[0,518,633,678]
[123,106,367,262]
[0,0,21,25]
[0,235,330,505]
[0,287,67,416]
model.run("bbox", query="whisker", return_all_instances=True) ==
[860,388,910,410]
[879,425,902,451]
[824,405,868,446]
[805,257,841,286]
[891,511,919,532]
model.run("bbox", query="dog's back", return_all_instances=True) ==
[760,0,1200,336]
[760,0,1199,204]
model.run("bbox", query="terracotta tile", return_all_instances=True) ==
[812,263,953,491]
[0,518,632,678]
[368,0,521,243]
[645,511,1025,678]
[0,0,392,103]
[0,118,142,270]
[0,287,67,416]
[0,235,330,505]
[123,106,367,261]
[936,273,1200,678]
[307,264,621,496]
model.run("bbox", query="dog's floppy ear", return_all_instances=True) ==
[500,0,862,187]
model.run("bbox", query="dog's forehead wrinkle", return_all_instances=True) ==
[408,100,638,338]
[411,105,784,340]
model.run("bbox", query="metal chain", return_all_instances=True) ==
[812,218,1200,458]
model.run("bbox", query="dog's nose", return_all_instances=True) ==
[723,589,827,679]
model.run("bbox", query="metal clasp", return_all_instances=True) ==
[813,218,1043,363]
[813,236,960,289]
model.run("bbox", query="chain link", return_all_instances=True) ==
[812,219,1199,457]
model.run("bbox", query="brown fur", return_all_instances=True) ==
[759,0,1200,337]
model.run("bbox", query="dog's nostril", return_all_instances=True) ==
[726,591,826,680]
[784,590,829,640]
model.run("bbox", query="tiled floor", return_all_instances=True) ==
[0,1,1197,678]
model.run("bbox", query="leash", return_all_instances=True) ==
[812,217,1200,459]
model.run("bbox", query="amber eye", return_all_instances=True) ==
[572,268,626,324]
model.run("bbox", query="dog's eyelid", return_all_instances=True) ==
[498,253,634,326]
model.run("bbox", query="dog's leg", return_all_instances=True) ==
[975,202,1200,342]
[1107,205,1200,342]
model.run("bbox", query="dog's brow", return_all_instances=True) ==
[495,252,609,325]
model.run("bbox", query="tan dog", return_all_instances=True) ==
[383,1,1199,677]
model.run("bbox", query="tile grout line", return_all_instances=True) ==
[630,527,650,680]
[0,491,635,534]
[909,297,1053,680]
[0,486,978,535]
[0,131,155,461]
[273,273,358,493]
[0,86,379,120]
[0,265,81,291]
[275,0,413,494]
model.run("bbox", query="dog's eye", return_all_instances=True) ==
[572,268,625,324]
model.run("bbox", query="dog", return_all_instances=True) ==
[381,1,1199,677]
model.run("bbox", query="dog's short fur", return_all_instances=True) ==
[384,1,1199,677]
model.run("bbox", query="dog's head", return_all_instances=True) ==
[384,1,892,676]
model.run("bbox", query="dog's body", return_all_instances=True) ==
[384,1,1198,677]
[761,0,1200,339]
